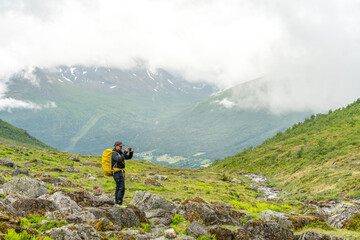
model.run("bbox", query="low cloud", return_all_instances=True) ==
[0,0,359,113]
[0,98,56,112]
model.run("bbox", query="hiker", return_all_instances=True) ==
[112,141,133,206]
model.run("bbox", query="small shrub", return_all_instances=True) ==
[172,214,186,225]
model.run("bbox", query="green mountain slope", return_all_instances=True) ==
[146,80,311,168]
[0,118,53,149]
[209,99,360,201]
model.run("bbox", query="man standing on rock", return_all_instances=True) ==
[112,141,133,206]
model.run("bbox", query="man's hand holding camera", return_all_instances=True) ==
[125,147,134,153]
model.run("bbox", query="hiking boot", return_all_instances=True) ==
[114,204,127,208]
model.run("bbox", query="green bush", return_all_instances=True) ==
[172,214,186,225]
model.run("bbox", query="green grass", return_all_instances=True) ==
[208,99,360,202]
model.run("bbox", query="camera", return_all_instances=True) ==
[128,147,132,151]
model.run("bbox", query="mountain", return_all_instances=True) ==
[145,79,311,167]
[208,98,360,201]
[0,118,53,149]
[1,67,310,168]
[0,66,215,154]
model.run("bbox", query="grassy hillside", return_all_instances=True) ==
[209,99,360,202]
[0,119,54,150]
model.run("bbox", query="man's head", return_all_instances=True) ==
[114,141,124,151]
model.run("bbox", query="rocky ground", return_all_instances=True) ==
[1,176,360,240]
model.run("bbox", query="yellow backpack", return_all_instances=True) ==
[102,149,114,176]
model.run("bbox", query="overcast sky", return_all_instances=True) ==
[0,0,359,113]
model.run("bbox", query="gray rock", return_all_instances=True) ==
[154,175,168,181]
[186,221,210,238]
[2,177,49,198]
[11,169,30,176]
[176,197,249,226]
[65,167,79,173]
[48,192,82,211]
[144,178,164,187]
[46,224,101,240]
[12,198,57,217]
[164,228,177,239]
[105,206,140,229]
[0,158,15,167]
[131,175,140,181]
[47,208,96,224]
[261,210,294,229]
[176,235,196,240]
[68,155,80,162]
[327,202,360,228]
[149,224,171,238]
[297,231,347,240]
[349,161,360,166]
[0,177,5,185]
[130,191,176,211]
[235,220,294,240]
[208,225,235,240]
[145,209,174,225]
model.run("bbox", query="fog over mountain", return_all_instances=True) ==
[0,0,359,113]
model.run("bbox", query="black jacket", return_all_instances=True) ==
[111,148,133,169]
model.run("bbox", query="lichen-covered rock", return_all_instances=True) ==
[104,206,140,229]
[235,219,295,240]
[145,208,174,225]
[0,158,15,168]
[68,155,80,162]
[306,209,330,222]
[126,204,149,224]
[0,202,21,224]
[66,190,111,207]
[175,235,196,240]
[261,210,322,230]
[3,177,48,198]
[12,198,56,217]
[92,218,115,232]
[327,202,360,228]
[43,192,81,211]
[130,191,176,211]
[186,221,210,238]
[46,209,96,224]
[297,231,347,240]
[144,178,164,187]
[153,175,168,181]
[208,225,235,240]
[0,222,38,235]
[11,169,30,176]
[45,223,102,240]
[176,197,249,226]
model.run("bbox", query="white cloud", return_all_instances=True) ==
[0,0,359,113]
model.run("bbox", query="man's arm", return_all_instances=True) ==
[124,149,133,159]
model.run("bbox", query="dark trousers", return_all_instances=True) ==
[113,170,125,205]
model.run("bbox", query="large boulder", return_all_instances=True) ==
[66,190,112,207]
[130,191,176,211]
[261,210,322,230]
[103,206,140,229]
[327,202,360,228]
[46,209,96,224]
[186,221,210,238]
[41,192,81,211]
[297,231,347,240]
[2,177,48,198]
[145,209,174,225]
[235,219,295,240]
[176,197,250,226]
[208,225,236,240]
[11,198,56,217]
[45,224,102,240]
[0,158,15,168]
[12,198,55,217]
